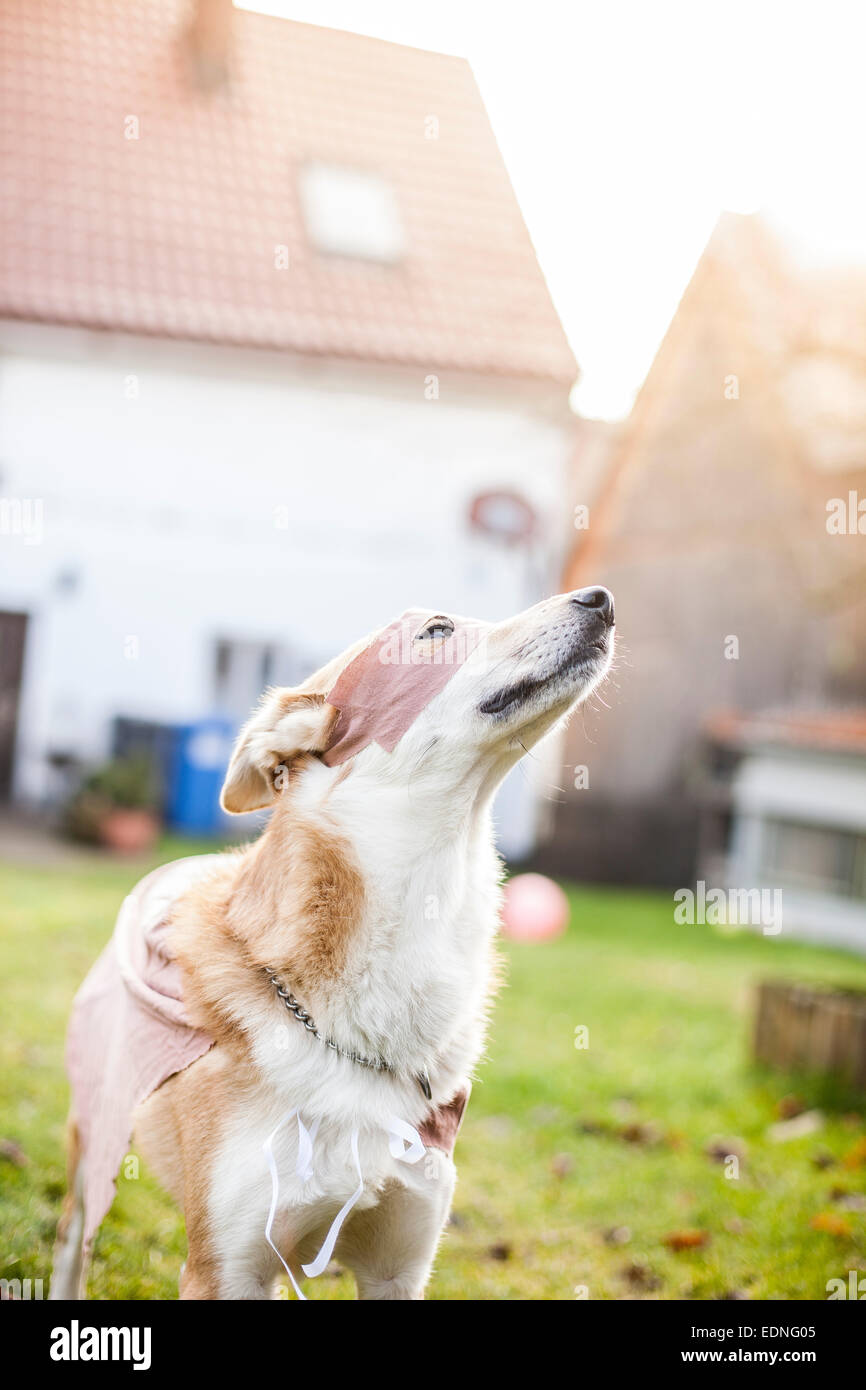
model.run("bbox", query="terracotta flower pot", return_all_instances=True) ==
[99,808,160,854]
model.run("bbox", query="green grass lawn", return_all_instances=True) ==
[2,837,865,1300]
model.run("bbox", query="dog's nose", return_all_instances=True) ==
[571,586,615,627]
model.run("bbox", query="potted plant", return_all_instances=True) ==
[64,754,162,853]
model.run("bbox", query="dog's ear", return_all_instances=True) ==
[220,690,337,814]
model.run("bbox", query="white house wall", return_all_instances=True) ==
[0,322,574,856]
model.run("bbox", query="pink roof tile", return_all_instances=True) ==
[0,1,577,383]
[706,708,866,755]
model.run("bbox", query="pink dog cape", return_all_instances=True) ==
[323,609,484,765]
[66,856,218,1251]
[66,856,470,1271]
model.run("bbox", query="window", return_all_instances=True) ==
[762,818,866,900]
[213,640,314,725]
[298,163,404,263]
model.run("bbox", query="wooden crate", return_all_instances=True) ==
[754,980,866,1091]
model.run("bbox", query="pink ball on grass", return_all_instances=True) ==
[501,873,570,942]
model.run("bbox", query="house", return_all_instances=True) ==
[0,0,578,855]
[550,212,866,887]
[699,711,866,952]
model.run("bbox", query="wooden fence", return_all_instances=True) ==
[754,980,866,1091]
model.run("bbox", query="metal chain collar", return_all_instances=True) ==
[265,967,432,1100]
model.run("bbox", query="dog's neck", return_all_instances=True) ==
[227,757,502,1079]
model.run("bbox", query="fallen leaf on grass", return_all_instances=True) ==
[620,1122,664,1146]
[830,1189,866,1211]
[724,1218,747,1235]
[768,1110,824,1142]
[603,1225,632,1246]
[663,1229,711,1251]
[0,1140,29,1167]
[811,1212,853,1237]
[576,1116,677,1149]
[620,1262,663,1291]
[576,1119,613,1137]
[811,1151,836,1170]
[842,1137,866,1170]
[776,1093,806,1120]
[487,1242,512,1261]
[705,1137,747,1165]
[550,1153,574,1179]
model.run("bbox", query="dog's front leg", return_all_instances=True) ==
[179,1250,275,1300]
[180,1212,277,1301]
[178,1258,221,1300]
[49,1117,90,1300]
[338,1155,457,1301]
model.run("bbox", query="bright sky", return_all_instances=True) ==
[243,1,866,419]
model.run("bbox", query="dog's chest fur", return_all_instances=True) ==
[320,833,500,1074]
[262,812,500,1124]
[170,776,502,1168]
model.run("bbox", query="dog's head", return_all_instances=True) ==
[221,588,614,814]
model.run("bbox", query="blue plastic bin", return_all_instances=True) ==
[166,718,236,834]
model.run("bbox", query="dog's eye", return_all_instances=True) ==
[417,617,455,640]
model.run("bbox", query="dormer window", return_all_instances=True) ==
[298,163,404,264]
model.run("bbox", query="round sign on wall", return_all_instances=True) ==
[468,490,537,544]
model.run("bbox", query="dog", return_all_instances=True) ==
[51,588,614,1301]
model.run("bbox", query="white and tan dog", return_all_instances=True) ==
[52,588,614,1301]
